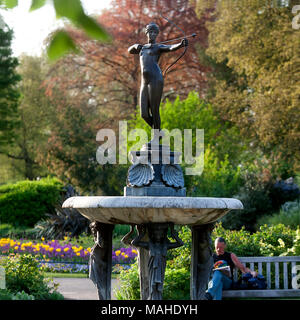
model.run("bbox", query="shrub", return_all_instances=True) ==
[1,254,63,300]
[114,261,140,300]
[186,147,243,198]
[0,224,36,239]
[281,228,300,256]
[163,268,190,300]
[257,200,300,229]
[269,179,300,210]
[212,223,261,256]
[0,288,13,300]
[252,224,296,256]
[0,288,36,300]
[0,177,63,227]
[221,169,274,231]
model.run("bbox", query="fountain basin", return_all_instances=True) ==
[63,196,243,226]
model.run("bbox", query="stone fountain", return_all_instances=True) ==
[62,21,243,300]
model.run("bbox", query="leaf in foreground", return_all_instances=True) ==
[47,30,78,61]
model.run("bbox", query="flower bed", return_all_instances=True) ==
[0,237,138,273]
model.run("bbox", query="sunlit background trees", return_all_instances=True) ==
[0,0,299,231]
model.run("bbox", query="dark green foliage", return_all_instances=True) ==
[1,254,64,300]
[269,180,300,210]
[0,223,36,239]
[187,147,243,198]
[0,26,20,146]
[221,170,274,231]
[0,288,14,300]
[0,177,63,227]
[257,200,300,229]
[32,185,90,239]
[163,268,191,300]
[33,206,90,240]
[0,288,35,300]
[114,262,140,300]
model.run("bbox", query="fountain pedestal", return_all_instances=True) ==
[62,143,243,300]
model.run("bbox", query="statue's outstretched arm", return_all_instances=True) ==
[159,39,188,52]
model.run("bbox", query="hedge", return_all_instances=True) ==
[0,177,63,227]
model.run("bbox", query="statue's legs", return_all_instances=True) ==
[148,80,163,130]
[140,82,153,128]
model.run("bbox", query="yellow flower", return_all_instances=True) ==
[41,237,45,241]
[124,255,128,258]
[64,247,70,252]
[121,252,125,257]
[132,249,137,254]
[76,253,80,256]
[49,247,54,252]
[56,248,61,252]
[278,238,285,248]
[14,246,19,250]
[115,250,121,256]
[64,236,68,241]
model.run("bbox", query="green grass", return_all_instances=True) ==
[45,272,119,279]
[45,272,88,278]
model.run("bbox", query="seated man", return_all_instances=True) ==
[205,237,257,300]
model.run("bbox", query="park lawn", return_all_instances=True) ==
[45,272,119,279]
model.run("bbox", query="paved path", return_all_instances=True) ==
[53,278,120,300]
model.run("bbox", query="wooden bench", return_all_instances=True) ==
[222,256,300,298]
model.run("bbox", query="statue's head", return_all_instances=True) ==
[145,22,159,42]
[148,223,169,243]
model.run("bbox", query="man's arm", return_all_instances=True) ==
[128,44,142,54]
[231,253,258,277]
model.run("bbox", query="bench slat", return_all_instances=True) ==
[283,263,288,289]
[275,262,280,289]
[258,262,262,275]
[250,262,254,270]
[267,263,271,289]
[233,268,238,282]
[223,289,300,298]
[239,256,300,263]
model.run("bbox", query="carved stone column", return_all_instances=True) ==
[121,225,150,300]
[137,240,150,300]
[89,221,114,300]
[190,223,214,300]
[132,222,183,300]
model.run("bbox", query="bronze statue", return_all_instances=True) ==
[131,223,183,300]
[128,22,188,130]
